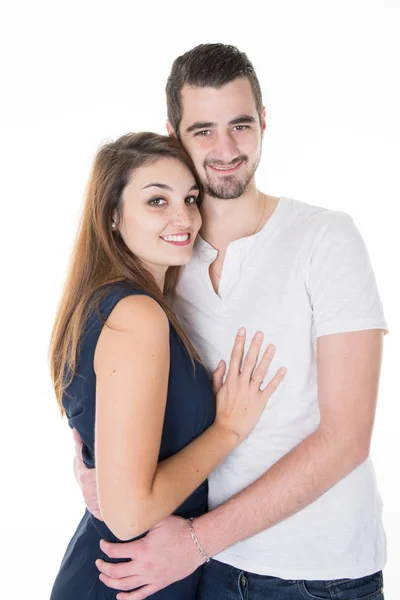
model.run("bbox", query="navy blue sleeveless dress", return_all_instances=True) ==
[50,283,216,599]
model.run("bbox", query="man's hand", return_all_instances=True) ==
[96,515,203,600]
[72,428,103,520]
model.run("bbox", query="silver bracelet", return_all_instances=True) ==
[188,518,211,564]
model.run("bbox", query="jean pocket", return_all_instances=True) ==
[298,571,384,600]
[298,580,330,599]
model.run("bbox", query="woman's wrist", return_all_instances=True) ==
[211,420,241,446]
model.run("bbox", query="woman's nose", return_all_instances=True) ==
[172,206,192,228]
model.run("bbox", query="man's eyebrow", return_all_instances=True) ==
[185,115,256,134]
[229,115,256,125]
[186,121,215,134]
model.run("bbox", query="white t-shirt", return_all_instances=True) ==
[173,197,388,580]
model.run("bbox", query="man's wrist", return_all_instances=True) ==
[189,508,232,559]
[188,518,211,564]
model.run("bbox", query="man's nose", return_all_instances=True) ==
[213,132,240,162]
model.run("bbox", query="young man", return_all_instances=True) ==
[77,44,387,599]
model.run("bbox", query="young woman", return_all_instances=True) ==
[49,132,285,599]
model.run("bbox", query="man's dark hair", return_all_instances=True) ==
[166,43,263,137]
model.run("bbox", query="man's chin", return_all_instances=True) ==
[204,179,247,200]
[206,187,246,200]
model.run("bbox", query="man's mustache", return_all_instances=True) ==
[204,155,248,168]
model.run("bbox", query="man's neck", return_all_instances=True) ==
[199,183,279,252]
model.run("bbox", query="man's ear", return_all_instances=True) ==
[261,107,267,135]
[166,120,177,138]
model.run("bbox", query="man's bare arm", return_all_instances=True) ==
[193,329,383,556]
[72,428,102,521]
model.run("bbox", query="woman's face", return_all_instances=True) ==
[117,157,202,284]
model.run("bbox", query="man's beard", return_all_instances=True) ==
[202,155,259,200]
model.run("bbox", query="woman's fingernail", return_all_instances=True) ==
[267,344,276,354]
[255,331,263,339]
[238,327,245,336]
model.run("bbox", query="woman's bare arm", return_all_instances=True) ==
[94,295,237,540]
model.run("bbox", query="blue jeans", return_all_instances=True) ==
[196,559,384,599]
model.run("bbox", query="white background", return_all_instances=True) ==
[1,1,399,598]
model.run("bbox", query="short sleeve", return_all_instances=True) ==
[307,212,388,338]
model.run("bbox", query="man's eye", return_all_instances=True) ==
[148,198,166,206]
[233,125,249,131]
[194,130,211,137]
[185,195,199,204]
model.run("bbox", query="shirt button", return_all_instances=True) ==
[240,575,247,587]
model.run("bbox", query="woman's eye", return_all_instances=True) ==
[186,195,199,205]
[148,198,166,206]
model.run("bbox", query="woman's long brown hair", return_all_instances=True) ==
[50,132,202,414]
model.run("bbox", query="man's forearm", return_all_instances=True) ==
[193,427,369,557]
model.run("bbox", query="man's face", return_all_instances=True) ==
[176,78,265,200]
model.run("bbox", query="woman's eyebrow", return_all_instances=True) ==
[141,182,172,191]
[141,183,199,192]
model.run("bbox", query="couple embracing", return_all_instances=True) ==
[50,43,386,600]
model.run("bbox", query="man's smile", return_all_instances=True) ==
[207,160,244,174]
